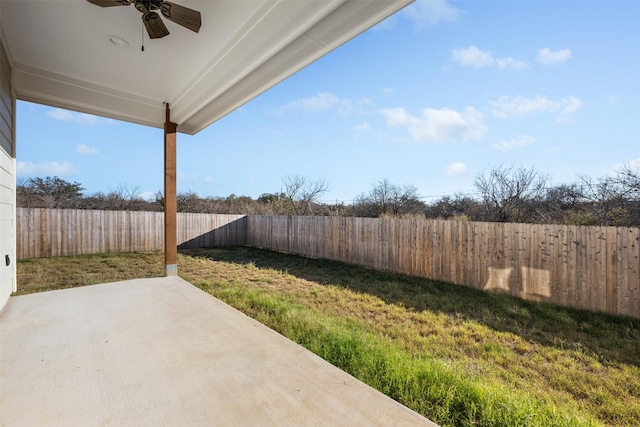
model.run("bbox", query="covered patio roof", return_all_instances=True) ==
[1,0,415,277]
[1,0,413,134]
[0,3,436,423]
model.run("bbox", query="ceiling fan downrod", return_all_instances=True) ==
[86,0,201,40]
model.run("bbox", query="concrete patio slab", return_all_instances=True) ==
[0,277,436,426]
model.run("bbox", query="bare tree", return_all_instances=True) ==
[575,161,640,226]
[282,175,329,216]
[536,183,583,224]
[612,161,640,200]
[425,195,482,221]
[176,191,205,212]
[106,183,143,210]
[16,178,38,209]
[257,193,288,215]
[353,179,425,218]
[474,165,548,223]
[613,162,640,226]
[16,176,84,209]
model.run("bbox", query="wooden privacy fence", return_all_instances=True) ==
[16,208,246,258]
[246,216,640,319]
[15,209,639,319]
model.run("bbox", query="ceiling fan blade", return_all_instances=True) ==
[86,0,128,7]
[143,12,170,39]
[160,2,201,33]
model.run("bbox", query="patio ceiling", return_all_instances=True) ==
[0,0,413,134]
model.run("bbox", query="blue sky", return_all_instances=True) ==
[17,0,640,203]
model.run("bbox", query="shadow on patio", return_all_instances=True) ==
[0,276,435,426]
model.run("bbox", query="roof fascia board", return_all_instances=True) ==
[169,0,347,126]
[6,0,414,135]
[13,63,164,129]
[180,0,414,135]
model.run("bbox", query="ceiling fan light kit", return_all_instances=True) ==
[108,35,129,47]
[87,0,201,39]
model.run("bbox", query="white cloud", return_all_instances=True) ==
[489,95,583,122]
[451,47,528,71]
[537,48,572,65]
[353,122,371,132]
[337,98,375,116]
[451,46,494,68]
[380,106,487,143]
[492,135,535,151]
[277,93,339,114]
[446,162,467,177]
[17,160,77,176]
[450,47,569,69]
[47,108,107,125]
[402,0,461,27]
[76,144,98,155]
[353,122,371,139]
[496,57,528,70]
[273,93,373,116]
[138,191,156,201]
[376,0,459,31]
[382,88,395,94]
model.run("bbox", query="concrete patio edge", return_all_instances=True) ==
[0,277,437,426]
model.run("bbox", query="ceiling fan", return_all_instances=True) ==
[87,0,201,39]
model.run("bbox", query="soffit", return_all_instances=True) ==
[0,0,412,134]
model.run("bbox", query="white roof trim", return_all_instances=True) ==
[3,0,413,135]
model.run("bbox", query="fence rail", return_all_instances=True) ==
[16,208,245,258]
[246,216,639,319]
[15,208,639,319]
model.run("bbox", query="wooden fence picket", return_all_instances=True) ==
[16,208,639,319]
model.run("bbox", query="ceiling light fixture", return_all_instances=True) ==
[108,35,129,47]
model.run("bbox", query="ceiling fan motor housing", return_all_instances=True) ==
[135,1,163,14]
[87,0,201,39]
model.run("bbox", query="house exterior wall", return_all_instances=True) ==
[0,32,16,309]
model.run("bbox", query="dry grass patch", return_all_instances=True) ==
[15,251,164,295]
[179,247,639,426]
[16,247,640,426]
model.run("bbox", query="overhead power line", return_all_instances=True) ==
[318,192,483,205]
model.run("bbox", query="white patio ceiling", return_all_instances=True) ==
[0,0,413,134]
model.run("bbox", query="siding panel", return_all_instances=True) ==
[0,37,15,307]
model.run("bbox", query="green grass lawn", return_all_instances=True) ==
[16,247,640,426]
